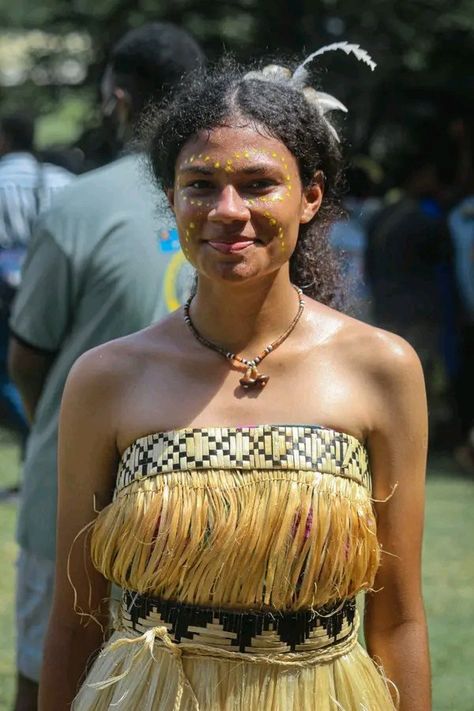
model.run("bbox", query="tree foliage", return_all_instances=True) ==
[0,0,473,171]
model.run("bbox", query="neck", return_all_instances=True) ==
[189,268,300,355]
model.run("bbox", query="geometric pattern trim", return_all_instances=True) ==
[120,591,357,654]
[116,425,370,493]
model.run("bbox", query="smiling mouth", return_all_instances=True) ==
[206,239,258,254]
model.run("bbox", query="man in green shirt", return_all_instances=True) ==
[8,23,203,710]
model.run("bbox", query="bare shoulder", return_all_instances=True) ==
[313,302,424,387]
[332,312,427,441]
[306,301,426,436]
[67,311,179,395]
[349,320,423,386]
[60,316,180,452]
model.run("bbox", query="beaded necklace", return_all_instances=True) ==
[183,285,305,389]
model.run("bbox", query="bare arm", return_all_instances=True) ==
[8,334,56,423]
[39,348,120,710]
[364,334,431,710]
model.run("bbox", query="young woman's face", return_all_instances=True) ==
[168,123,323,284]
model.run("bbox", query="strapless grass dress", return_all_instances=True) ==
[73,425,397,710]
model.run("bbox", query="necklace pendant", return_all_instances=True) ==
[240,366,270,389]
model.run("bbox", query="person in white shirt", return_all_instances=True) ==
[0,114,73,249]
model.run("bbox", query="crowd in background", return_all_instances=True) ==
[329,137,473,468]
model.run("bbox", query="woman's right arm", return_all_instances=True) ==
[39,348,121,710]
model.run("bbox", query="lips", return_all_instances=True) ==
[207,238,257,254]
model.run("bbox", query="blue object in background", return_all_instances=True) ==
[0,247,28,435]
[157,227,180,253]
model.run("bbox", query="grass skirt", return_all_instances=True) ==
[72,624,397,710]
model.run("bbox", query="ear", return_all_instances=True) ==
[300,170,325,224]
[166,189,175,212]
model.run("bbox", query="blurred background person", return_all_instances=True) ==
[0,114,73,250]
[0,115,74,444]
[329,156,383,320]
[37,146,85,176]
[449,187,474,473]
[7,22,203,711]
[365,158,457,444]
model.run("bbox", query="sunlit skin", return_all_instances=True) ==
[168,124,323,286]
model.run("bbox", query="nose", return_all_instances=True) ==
[208,185,250,223]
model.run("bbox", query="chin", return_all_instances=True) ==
[196,253,270,283]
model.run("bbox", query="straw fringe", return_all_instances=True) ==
[72,621,397,710]
[91,469,380,610]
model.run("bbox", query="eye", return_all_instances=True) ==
[245,179,276,191]
[187,180,214,190]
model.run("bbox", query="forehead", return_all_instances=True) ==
[176,124,295,168]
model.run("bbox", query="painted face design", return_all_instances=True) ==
[176,146,295,260]
[172,126,317,283]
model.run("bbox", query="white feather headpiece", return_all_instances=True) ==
[243,42,376,142]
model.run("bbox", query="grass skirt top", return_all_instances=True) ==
[73,425,397,710]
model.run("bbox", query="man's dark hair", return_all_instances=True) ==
[144,59,345,308]
[110,22,205,116]
[0,114,35,152]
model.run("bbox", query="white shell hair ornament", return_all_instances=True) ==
[243,42,376,142]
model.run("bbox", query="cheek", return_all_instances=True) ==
[256,200,301,255]
[179,217,205,262]
[174,193,207,258]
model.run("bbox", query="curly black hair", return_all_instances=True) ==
[143,60,345,307]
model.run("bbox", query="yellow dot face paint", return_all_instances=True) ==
[176,142,299,263]
[178,146,294,206]
[278,226,285,251]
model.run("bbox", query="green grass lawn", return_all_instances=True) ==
[0,434,472,710]
[0,430,21,710]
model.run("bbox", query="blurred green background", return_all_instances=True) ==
[1,0,473,172]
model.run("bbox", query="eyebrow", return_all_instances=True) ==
[179,164,277,176]
[179,166,214,175]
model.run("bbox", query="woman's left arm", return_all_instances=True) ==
[364,334,431,710]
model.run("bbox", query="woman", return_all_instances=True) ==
[40,51,430,710]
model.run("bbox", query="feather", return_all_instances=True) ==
[292,41,377,88]
[324,119,341,143]
[261,64,292,80]
[244,65,292,83]
[303,88,348,114]
[243,70,264,81]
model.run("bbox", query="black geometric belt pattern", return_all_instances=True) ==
[120,591,357,654]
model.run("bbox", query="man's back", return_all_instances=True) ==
[10,153,188,560]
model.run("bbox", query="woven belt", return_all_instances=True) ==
[120,591,357,654]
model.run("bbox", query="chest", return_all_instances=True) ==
[116,343,371,454]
